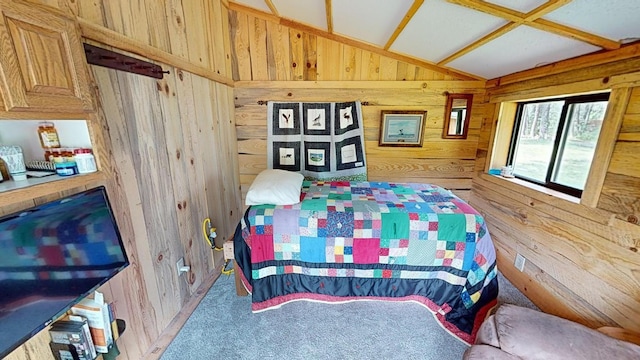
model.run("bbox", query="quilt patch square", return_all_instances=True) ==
[325,237,350,263]
[380,238,409,264]
[381,213,410,239]
[403,202,433,213]
[302,199,328,210]
[300,236,326,262]
[274,234,300,260]
[374,191,400,203]
[327,212,355,237]
[437,214,467,241]
[406,239,437,265]
[329,193,352,201]
[251,235,275,263]
[251,224,273,236]
[354,228,374,238]
[273,209,300,235]
[352,200,380,213]
[353,238,380,264]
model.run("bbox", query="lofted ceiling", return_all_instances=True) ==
[228,0,640,80]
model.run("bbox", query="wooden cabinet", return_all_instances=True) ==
[0,0,93,113]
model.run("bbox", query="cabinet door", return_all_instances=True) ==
[0,0,93,113]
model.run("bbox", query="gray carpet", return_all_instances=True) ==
[161,272,537,360]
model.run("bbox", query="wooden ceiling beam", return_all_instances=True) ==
[446,0,524,23]
[523,0,572,21]
[325,0,333,33]
[530,18,620,50]
[444,0,620,58]
[264,0,279,16]
[437,22,520,66]
[383,0,424,50]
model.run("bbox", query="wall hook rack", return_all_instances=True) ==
[83,43,168,79]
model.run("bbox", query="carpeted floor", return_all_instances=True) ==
[161,272,537,360]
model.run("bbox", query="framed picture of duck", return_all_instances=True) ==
[378,110,427,147]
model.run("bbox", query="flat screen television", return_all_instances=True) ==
[0,186,129,358]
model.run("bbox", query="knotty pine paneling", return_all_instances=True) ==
[598,86,640,222]
[477,56,640,333]
[88,64,241,359]
[27,0,231,78]
[228,10,464,82]
[3,2,238,360]
[235,83,486,201]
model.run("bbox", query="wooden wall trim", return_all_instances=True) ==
[488,58,640,102]
[487,42,640,87]
[581,87,632,207]
[235,80,486,90]
[77,18,235,87]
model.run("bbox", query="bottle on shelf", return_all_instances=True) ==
[74,148,97,174]
[38,121,61,149]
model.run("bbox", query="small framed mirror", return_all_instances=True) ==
[442,93,473,139]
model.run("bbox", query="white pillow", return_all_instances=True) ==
[245,169,304,205]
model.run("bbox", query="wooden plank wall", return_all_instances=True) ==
[229,10,463,82]
[24,0,232,78]
[4,1,240,360]
[472,57,640,332]
[230,10,487,200]
[88,64,241,359]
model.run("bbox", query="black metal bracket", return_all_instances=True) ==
[83,43,169,79]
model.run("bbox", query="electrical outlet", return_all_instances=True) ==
[515,253,526,272]
[176,257,185,276]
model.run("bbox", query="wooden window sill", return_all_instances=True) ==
[489,174,581,204]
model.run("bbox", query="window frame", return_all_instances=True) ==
[507,92,610,198]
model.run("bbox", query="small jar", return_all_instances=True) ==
[38,121,61,149]
[74,148,97,174]
[55,161,77,176]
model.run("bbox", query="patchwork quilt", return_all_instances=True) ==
[234,181,498,344]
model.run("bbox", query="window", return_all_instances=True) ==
[507,93,610,197]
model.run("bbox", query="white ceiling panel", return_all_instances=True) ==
[271,0,327,30]
[544,0,640,41]
[448,25,601,79]
[332,0,414,46]
[390,0,508,63]
[232,0,272,13]
[484,0,547,13]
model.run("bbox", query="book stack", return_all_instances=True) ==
[69,291,114,354]
[48,316,97,360]
[49,291,120,360]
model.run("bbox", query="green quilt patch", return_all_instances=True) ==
[437,214,467,241]
[301,199,328,211]
[381,213,410,239]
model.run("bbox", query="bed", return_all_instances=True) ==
[233,176,498,344]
